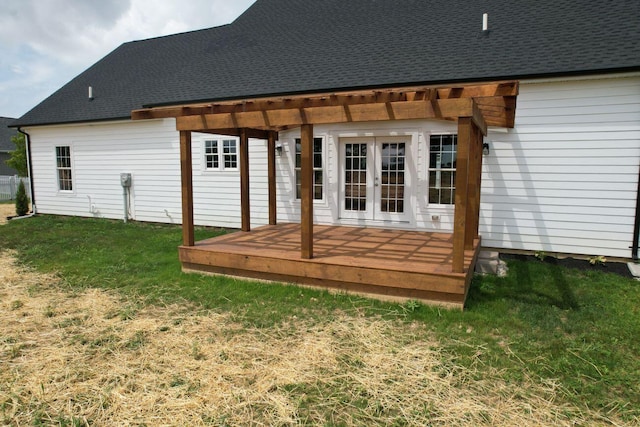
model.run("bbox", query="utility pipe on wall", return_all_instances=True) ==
[120,173,132,223]
[17,127,36,215]
[123,187,128,223]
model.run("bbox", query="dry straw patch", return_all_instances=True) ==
[0,203,16,225]
[0,250,621,426]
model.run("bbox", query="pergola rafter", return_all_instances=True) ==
[132,80,519,275]
[132,81,517,129]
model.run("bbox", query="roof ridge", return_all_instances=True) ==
[125,23,232,45]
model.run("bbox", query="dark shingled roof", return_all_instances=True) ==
[13,0,640,127]
[1,117,18,151]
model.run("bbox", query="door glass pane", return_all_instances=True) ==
[380,142,405,213]
[344,143,367,211]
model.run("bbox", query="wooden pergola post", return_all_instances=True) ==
[465,123,483,249]
[300,124,314,259]
[179,130,194,246]
[452,114,486,272]
[452,118,472,273]
[267,131,277,225]
[240,128,250,232]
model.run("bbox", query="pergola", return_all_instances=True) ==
[132,81,518,275]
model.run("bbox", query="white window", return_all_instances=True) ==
[55,146,73,191]
[294,137,323,200]
[204,139,238,170]
[428,134,457,205]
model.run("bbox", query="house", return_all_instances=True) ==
[0,117,19,176]
[11,0,640,306]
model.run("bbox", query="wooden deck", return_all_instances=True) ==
[179,223,480,308]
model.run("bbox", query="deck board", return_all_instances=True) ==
[179,223,480,307]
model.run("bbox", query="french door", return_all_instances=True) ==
[340,137,411,222]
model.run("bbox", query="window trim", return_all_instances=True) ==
[293,136,325,202]
[55,145,74,193]
[428,133,458,206]
[203,138,239,172]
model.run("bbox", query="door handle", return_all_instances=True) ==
[374,176,379,187]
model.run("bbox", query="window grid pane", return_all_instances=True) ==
[295,137,323,200]
[223,140,238,169]
[204,140,220,169]
[380,143,405,213]
[428,135,457,205]
[344,143,367,211]
[55,146,73,191]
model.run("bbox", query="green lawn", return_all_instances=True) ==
[1,215,639,423]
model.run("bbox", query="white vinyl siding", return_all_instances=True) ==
[480,75,640,258]
[27,119,269,228]
[26,74,640,258]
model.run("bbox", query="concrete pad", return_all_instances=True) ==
[627,262,640,278]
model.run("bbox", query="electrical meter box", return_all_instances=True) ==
[120,173,132,188]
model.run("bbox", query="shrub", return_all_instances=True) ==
[15,180,29,217]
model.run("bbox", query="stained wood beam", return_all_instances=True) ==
[465,123,482,249]
[300,124,314,259]
[133,82,517,129]
[470,101,487,136]
[133,92,415,119]
[197,128,271,139]
[240,128,250,232]
[452,118,472,273]
[175,98,492,131]
[267,131,277,225]
[472,124,484,239]
[179,130,194,246]
[475,96,517,108]
[437,81,519,99]
[131,81,519,121]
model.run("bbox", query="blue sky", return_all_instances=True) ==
[0,0,256,119]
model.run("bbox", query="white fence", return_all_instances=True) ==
[0,176,31,201]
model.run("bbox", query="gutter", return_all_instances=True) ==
[17,127,37,216]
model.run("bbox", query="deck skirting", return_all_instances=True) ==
[179,224,480,308]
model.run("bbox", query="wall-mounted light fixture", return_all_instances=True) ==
[482,142,490,155]
[275,143,283,156]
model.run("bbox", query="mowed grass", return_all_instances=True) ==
[1,215,639,424]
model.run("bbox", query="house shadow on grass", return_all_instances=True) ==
[466,256,580,311]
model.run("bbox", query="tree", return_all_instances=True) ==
[5,132,28,177]
[15,180,29,216]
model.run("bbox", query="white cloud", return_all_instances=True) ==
[0,0,256,118]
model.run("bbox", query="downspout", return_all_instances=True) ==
[17,127,37,216]
[631,161,640,260]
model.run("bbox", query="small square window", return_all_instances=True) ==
[204,139,238,171]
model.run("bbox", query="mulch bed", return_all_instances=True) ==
[501,253,635,279]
